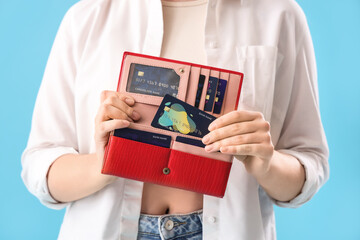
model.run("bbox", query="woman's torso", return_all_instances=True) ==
[140,0,208,216]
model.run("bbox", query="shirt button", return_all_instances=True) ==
[165,220,174,230]
[210,1,216,8]
[208,216,216,223]
[209,41,218,49]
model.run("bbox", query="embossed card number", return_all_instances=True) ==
[127,63,180,97]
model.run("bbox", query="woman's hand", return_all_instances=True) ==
[202,110,274,180]
[94,90,141,183]
[47,90,142,203]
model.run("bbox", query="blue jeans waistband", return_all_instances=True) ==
[137,209,203,240]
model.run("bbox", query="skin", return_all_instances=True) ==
[48,90,305,208]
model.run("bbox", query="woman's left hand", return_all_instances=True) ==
[202,110,274,179]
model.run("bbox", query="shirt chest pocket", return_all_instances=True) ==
[236,46,281,121]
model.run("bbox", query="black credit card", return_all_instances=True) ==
[204,76,219,112]
[151,94,216,138]
[194,74,205,108]
[176,136,206,148]
[213,79,227,114]
[127,63,180,98]
[114,127,171,148]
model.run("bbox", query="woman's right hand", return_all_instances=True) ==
[94,90,141,183]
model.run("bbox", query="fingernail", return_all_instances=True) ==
[205,145,213,152]
[125,98,134,105]
[202,135,210,144]
[131,110,140,120]
[220,146,228,152]
[208,123,216,131]
[122,120,131,126]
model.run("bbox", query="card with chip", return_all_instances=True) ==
[114,127,171,148]
[204,76,219,112]
[127,63,180,98]
[176,136,206,148]
[151,94,216,138]
[213,79,227,114]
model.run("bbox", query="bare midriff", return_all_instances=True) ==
[141,182,203,215]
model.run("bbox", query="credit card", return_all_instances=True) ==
[113,127,171,148]
[213,79,227,114]
[176,136,206,148]
[151,94,216,138]
[204,76,219,112]
[127,63,180,98]
[194,74,205,108]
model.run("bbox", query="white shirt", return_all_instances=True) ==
[21,0,329,239]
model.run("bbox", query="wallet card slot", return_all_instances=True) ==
[203,70,220,113]
[185,66,201,106]
[113,127,172,148]
[222,73,242,114]
[172,140,233,162]
[119,55,191,106]
[212,72,230,117]
[127,122,203,143]
[198,68,210,111]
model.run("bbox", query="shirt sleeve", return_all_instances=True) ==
[273,11,329,208]
[21,8,80,210]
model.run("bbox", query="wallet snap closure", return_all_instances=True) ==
[163,167,170,175]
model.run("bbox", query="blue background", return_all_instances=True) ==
[0,0,359,239]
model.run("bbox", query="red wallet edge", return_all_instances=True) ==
[102,132,114,174]
[235,73,244,110]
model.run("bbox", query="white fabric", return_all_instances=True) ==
[21,0,329,239]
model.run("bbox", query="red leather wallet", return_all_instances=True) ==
[102,52,244,197]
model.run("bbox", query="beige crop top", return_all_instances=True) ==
[160,0,208,65]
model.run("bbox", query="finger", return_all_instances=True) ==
[202,120,262,145]
[219,144,273,160]
[204,132,265,153]
[95,119,130,140]
[102,95,140,120]
[101,97,140,121]
[100,90,136,106]
[208,110,264,131]
[96,104,134,123]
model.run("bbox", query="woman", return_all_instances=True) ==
[22,0,329,239]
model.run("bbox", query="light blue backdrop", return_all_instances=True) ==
[0,0,359,239]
